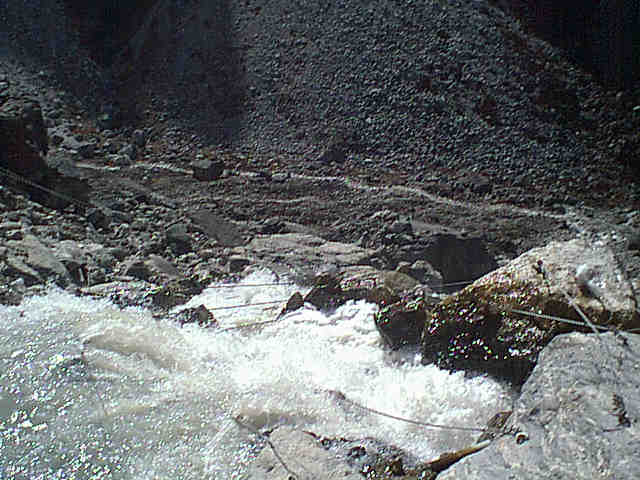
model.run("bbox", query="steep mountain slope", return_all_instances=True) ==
[1,0,639,212]
[118,0,639,209]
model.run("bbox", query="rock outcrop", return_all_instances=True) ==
[439,331,640,480]
[420,238,640,384]
[238,233,377,281]
[0,97,89,210]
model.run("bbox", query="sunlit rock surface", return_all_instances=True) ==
[439,331,640,480]
[421,238,640,384]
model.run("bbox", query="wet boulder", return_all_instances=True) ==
[304,266,418,311]
[421,238,640,385]
[375,297,433,350]
[247,427,362,479]
[171,304,217,328]
[278,291,305,317]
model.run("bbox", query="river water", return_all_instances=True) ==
[1,271,513,479]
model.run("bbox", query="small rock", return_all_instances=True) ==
[77,142,96,159]
[165,223,192,254]
[132,129,146,147]
[279,291,304,317]
[174,305,217,327]
[191,158,224,181]
[119,143,137,162]
[228,255,251,273]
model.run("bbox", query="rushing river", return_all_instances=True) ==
[1,271,513,479]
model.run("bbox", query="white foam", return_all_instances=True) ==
[0,272,513,478]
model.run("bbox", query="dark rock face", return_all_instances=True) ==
[0,98,89,210]
[391,231,497,291]
[419,233,497,290]
[61,0,159,65]
[1,100,49,181]
[375,299,427,350]
[502,0,640,87]
[191,158,224,181]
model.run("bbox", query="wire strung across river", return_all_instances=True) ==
[330,390,496,435]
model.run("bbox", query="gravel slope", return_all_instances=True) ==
[114,0,639,211]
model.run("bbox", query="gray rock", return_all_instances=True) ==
[145,254,181,278]
[243,233,375,280]
[102,140,119,154]
[4,253,42,286]
[122,257,151,281]
[122,254,180,281]
[440,332,640,480]
[410,259,443,289]
[54,240,90,285]
[119,143,137,162]
[61,136,95,158]
[77,142,96,159]
[247,427,362,479]
[389,219,413,234]
[80,280,156,308]
[6,234,69,285]
[190,209,245,247]
[132,129,146,147]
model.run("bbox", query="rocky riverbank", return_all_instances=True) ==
[2,0,640,477]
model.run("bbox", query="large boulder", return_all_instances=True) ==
[5,234,71,286]
[421,238,640,384]
[439,331,640,480]
[240,233,376,281]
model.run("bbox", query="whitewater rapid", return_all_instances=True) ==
[0,270,513,479]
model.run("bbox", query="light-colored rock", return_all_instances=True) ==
[439,332,640,480]
[421,238,640,384]
[483,237,638,329]
[122,255,180,281]
[6,234,69,283]
[244,233,375,280]
[247,427,362,480]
